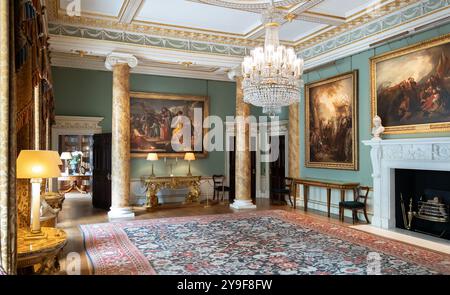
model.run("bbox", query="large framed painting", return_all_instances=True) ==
[371,34,450,134]
[130,92,209,158]
[305,71,359,170]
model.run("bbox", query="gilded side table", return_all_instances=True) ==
[17,227,67,275]
[58,175,91,194]
[142,176,202,209]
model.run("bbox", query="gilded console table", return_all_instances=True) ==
[58,175,91,194]
[142,176,202,209]
[17,227,67,275]
[292,178,360,217]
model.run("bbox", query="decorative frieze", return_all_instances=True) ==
[53,116,104,132]
[380,143,450,161]
[48,23,251,57]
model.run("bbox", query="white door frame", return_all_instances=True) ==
[50,116,104,191]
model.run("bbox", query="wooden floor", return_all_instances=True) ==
[56,195,353,275]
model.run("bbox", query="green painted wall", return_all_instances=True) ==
[52,69,237,178]
[299,24,450,186]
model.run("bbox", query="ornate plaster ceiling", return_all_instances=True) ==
[47,0,450,81]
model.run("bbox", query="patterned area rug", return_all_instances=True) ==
[80,210,450,275]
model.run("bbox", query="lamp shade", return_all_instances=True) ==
[184,153,196,161]
[17,150,62,179]
[60,152,72,160]
[147,153,159,161]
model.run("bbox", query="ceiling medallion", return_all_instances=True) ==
[241,0,304,116]
[197,0,300,10]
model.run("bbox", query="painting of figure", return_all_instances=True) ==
[371,35,450,134]
[305,71,358,170]
[130,92,209,158]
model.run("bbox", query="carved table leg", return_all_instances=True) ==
[146,184,159,209]
[304,185,309,211]
[327,188,332,217]
[60,181,76,194]
[187,180,201,203]
[74,181,87,194]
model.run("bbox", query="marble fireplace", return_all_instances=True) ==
[363,138,450,233]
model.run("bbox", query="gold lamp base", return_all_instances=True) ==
[24,230,48,241]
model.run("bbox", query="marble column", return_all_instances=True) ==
[105,53,138,219]
[288,103,300,178]
[0,0,16,274]
[230,76,256,209]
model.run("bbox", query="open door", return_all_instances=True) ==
[269,135,286,203]
[92,133,112,210]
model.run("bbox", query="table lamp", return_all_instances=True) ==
[60,152,72,175]
[147,153,159,177]
[17,150,62,239]
[184,153,196,176]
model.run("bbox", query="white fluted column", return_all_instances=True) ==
[105,53,138,220]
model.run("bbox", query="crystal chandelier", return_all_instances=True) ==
[241,1,304,116]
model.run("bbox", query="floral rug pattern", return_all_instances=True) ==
[80,210,450,275]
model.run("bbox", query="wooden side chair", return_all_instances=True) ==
[270,177,294,207]
[212,175,231,202]
[339,186,370,224]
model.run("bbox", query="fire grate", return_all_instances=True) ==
[416,197,449,223]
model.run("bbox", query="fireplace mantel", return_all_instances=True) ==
[363,137,450,229]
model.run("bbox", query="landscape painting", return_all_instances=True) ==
[371,35,450,134]
[130,92,209,158]
[305,71,358,170]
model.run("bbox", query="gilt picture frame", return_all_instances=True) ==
[370,34,450,134]
[130,92,209,158]
[305,71,359,170]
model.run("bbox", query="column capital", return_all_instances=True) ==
[105,52,138,71]
[227,66,242,81]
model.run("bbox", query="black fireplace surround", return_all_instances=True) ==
[395,169,450,240]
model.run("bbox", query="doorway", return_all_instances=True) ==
[225,120,289,202]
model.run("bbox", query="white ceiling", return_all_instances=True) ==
[134,0,261,35]
[309,0,383,18]
[59,0,124,17]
